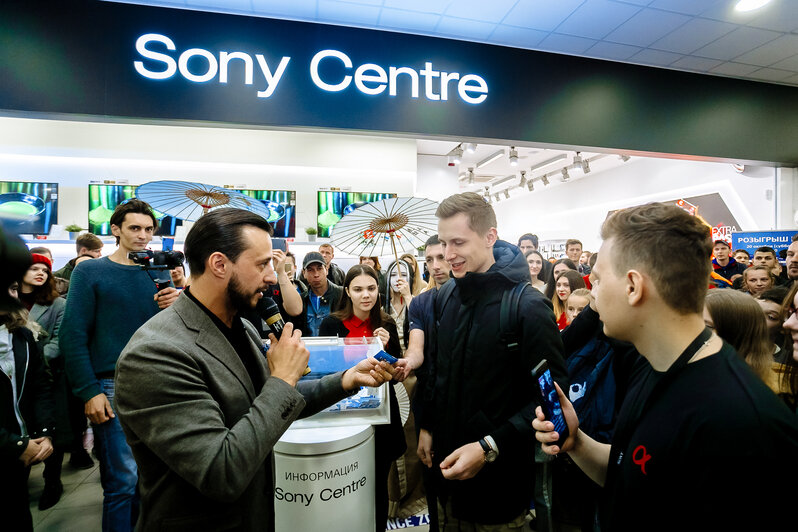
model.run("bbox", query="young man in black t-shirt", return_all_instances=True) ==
[534,202,798,531]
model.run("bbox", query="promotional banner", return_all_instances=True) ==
[731,231,796,258]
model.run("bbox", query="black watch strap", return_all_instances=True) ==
[478,438,490,454]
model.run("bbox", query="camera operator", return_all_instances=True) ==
[60,199,179,532]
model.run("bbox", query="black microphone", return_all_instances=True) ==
[260,296,285,338]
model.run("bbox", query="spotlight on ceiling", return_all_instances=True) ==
[508,147,519,167]
[561,168,570,182]
[735,0,772,12]
[504,189,510,199]
[519,170,527,188]
[465,143,477,154]
[527,179,534,192]
[494,193,501,203]
[581,159,590,174]
[452,145,464,165]
[467,167,475,184]
[541,175,550,186]
[620,155,630,162]
[477,149,505,169]
[573,152,590,174]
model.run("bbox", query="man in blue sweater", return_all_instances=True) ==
[61,200,179,532]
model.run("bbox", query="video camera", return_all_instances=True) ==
[128,249,185,291]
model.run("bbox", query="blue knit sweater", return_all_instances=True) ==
[61,257,161,403]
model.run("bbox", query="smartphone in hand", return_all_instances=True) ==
[532,359,569,448]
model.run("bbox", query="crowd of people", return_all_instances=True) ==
[2,193,798,532]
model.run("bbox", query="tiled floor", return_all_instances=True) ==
[28,454,432,531]
[29,455,103,531]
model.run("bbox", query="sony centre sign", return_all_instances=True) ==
[133,33,489,104]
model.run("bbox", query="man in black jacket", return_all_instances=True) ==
[418,192,568,529]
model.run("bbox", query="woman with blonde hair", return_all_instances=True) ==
[703,290,777,392]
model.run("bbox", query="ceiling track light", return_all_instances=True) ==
[508,146,518,167]
[541,175,550,186]
[504,189,510,199]
[465,142,477,154]
[452,145,464,165]
[620,155,630,162]
[519,170,527,187]
[529,153,567,173]
[477,149,505,169]
[527,180,535,192]
[467,167,475,184]
[494,193,501,203]
[561,167,570,182]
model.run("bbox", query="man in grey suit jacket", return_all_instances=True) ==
[115,208,394,531]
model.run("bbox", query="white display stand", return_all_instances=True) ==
[274,424,375,532]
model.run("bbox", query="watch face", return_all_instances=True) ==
[485,450,497,463]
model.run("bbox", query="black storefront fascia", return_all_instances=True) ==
[1,0,797,165]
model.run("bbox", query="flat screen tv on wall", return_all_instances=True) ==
[316,191,397,239]
[88,184,182,236]
[0,181,58,235]
[236,189,296,238]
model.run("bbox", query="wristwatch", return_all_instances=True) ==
[478,438,498,463]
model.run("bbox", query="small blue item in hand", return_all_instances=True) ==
[374,350,398,364]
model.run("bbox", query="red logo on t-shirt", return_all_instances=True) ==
[632,445,652,475]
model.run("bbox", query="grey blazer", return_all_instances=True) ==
[115,293,351,532]
[30,297,66,362]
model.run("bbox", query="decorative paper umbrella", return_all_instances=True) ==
[135,180,283,222]
[329,196,439,269]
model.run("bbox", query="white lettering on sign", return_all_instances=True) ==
[133,35,488,104]
[309,50,488,104]
[134,33,290,98]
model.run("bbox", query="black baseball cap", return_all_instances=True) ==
[303,252,326,269]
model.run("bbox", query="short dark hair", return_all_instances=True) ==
[601,202,712,315]
[518,233,538,248]
[75,233,103,254]
[109,200,158,245]
[425,234,440,248]
[565,239,582,249]
[29,246,51,257]
[734,249,750,259]
[184,208,273,276]
[754,246,776,258]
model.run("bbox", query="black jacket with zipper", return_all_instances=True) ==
[1,326,56,461]
[421,240,569,524]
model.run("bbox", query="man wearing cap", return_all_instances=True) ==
[712,240,747,282]
[292,252,343,337]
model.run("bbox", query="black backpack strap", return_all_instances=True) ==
[499,281,530,350]
[433,279,456,327]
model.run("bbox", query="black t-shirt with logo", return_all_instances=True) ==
[603,342,798,531]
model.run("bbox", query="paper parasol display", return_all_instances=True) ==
[135,181,283,222]
[329,197,439,267]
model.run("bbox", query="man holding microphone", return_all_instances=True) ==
[114,208,394,531]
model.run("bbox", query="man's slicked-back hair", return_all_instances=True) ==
[435,192,496,235]
[601,202,712,315]
[184,208,273,276]
[75,232,103,254]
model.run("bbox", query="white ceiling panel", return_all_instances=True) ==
[107,0,798,88]
[505,0,585,32]
[651,18,737,54]
[444,0,517,24]
[693,26,781,61]
[555,0,641,40]
[588,41,644,61]
[605,8,692,47]
[733,34,798,67]
[649,0,724,16]
[629,48,683,66]
[378,9,442,33]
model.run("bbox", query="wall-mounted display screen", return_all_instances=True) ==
[317,191,397,238]
[0,181,58,235]
[236,189,296,238]
[88,184,182,236]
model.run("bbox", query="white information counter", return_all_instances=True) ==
[273,336,390,532]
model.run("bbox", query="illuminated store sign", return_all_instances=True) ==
[133,34,488,104]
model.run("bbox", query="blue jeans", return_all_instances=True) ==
[94,378,139,532]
